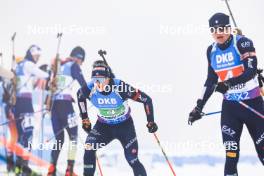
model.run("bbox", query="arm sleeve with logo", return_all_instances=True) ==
[227,37,258,86]
[118,80,154,122]
[199,45,219,108]
[77,85,91,120]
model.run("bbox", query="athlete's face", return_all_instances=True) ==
[93,77,110,92]
[211,26,231,44]
[32,54,40,63]
[76,59,83,65]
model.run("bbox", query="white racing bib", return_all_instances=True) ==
[67,113,78,128]
[21,113,34,131]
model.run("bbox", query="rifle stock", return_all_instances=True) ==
[45,34,62,111]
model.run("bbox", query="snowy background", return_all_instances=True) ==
[0,0,264,175]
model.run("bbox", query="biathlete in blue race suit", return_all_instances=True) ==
[188,13,264,176]
[77,60,158,176]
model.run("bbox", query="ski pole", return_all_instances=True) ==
[96,155,104,176]
[202,111,221,116]
[0,108,48,127]
[238,101,264,119]
[0,115,24,127]
[45,105,94,142]
[153,132,176,176]
[45,124,68,143]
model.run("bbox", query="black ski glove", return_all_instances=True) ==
[215,81,230,94]
[146,122,158,133]
[82,118,92,133]
[188,99,204,125]
[257,69,264,88]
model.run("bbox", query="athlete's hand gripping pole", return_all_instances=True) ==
[153,132,176,176]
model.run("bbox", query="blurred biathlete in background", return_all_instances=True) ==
[14,45,49,175]
[188,13,264,176]
[77,60,158,176]
[47,46,87,176]
[0,71,17,172]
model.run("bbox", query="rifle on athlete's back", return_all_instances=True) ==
[222,0,263,96]
[10,32,17,106]
[45,33,63,111]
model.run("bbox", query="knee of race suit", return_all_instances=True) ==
[124,147,141,168]
[124,148,147,176]
[224,141,240,176]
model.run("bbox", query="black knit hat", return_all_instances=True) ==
[209,13,230,28]
[70,46,85,61]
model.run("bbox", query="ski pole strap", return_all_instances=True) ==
[153,133,177,176]
[238,101,264,119]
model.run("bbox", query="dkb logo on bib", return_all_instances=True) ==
[216,52,234,64]
[98,98,117,105]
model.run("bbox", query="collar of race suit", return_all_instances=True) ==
[217,34,233,50]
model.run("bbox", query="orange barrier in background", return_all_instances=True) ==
[0,136,51,168]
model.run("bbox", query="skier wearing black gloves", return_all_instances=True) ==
[77,60,158,176]
[188,13,264,176]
